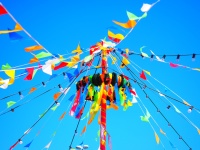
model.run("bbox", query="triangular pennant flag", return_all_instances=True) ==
[0,79,9,89]
[154,132,160,144]
[141,109,150,122]
[131,95,138,104]
[108,30,124,43]
[102,39,116,48]
[81,112,90,120]
[29,87,37,94]
[183,100,191,106]
[141,3,152,12]
[169,141,176,148]
[66,73,74,82]
[71,55,80,62]
[29,57,39,63]
[80,126,86,136]
[52,131,56,136]
[143,70,151,76]
[140,71,147,80]
[9,141,19,150]
[74,68,79,76]
[173,105,181,114]
[53,92,61,100]
[24,67,34,80]
[44,141,52,149]
[14,24,23,31]
[198,129,200,135]
[9,32,23,41]
[25,45,43,52]
[120,57,130,68]
[0,5,7,15]
[7,101,16,108]
[141,12,147,19]
[49,74,57,80]
[36,52,52,59]
[4,69,15,84]
[130,88,138,97]
[72,44,82,54]
[54,62,68,70]
[42,64,52,75]
[59,112,66,120]
[140,116,149,122]
[84,55,93,63]
[160,129,166,135]
[170,62,179,68]
[2,63,11,70]
[127,11,140,20]
[192,68,200,72]
[51,105,58,111]
[68,94,75,101]
[24,140,33,148]
[141,0,160,12]
[113,20,136,29]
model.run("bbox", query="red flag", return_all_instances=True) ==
[54,62,68,70]
[0,5,7,16]
[24,68,34,80]
[140,71,146,80]
[10,141,19,150]
[130,89,136,96]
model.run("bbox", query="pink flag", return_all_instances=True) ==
[170,62,179,68]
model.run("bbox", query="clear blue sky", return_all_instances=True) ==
[0,0,200,150]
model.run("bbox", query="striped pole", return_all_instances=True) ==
[100,49,107,150]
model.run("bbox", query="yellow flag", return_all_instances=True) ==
[198,129,200,135]
[144,70,151,76]
[14,24,23,31]
[0,23,23,34]
[160,129,166,135]
[183,100,191,106]
[67,62,77,67]
[5,70,15,78]
[127,100,133,106]
[108,30,124,40]
[72,44,82,54]
[120,57,130,68]
[154,132,160,144]
[125,48,129,54]
[71,55,80,62]
[4,70,15,85]
[110,55,117,64]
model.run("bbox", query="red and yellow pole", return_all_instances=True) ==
[100,48,107,150]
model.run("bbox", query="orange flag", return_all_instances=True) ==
[113,20,136,29]
[80,126,86,135]
[25,45,43,52]
[59,112,66,120]
[29,57,39,63]
[29,87,37,94]
[53,92,61,100]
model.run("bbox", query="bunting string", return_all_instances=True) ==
[113,50,192,149]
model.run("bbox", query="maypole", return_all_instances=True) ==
[100,48,107,150]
